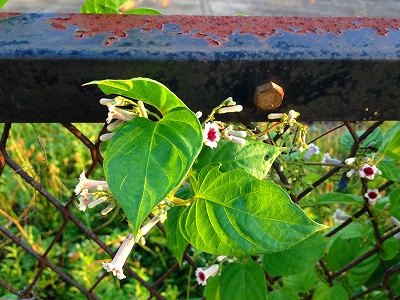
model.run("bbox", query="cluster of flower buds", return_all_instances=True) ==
[99,97,140,141]
[201,98,247,149]
[74,171,116,216]
[345,157,382,181]
[151,198,173,223]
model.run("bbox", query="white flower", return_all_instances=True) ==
[106,105,136,124]
[74,171,110,195]
[103,216,160,279]
[100,98,126,106]
[390,217,400,239]
[203,122,221,148]
[287,110,298,123]
[321,153,341,165]
[364,189,381,206]
[195,111,203,118]
[87,196,107,209]
[223,134,246,146]
[267,113,284,120]
[359,163,381,180]
[227,130,248,138]
[195,264,219,286]
[100,133,115,142]
[218,105,243,114]
[78,189,91,211]
[303,143,320,160]
[345,157,355,165]
[346,169,356,178]
[101,203,116,216]
[107,119,125,131]
[333,209,351,223]
[102,233,135,280]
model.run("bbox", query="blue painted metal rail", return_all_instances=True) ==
[0,13,399,122]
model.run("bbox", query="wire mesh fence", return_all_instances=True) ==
[0,120,399,299]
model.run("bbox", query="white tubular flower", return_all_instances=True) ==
[87,196,107,209]
[78,189,91,211]
[203,122,221,148]
[303,143,320,160]
[74,171,110,195]
[364,189,381,206]
[228,131,248,138]
[359,163,381,180]
[391,217,400,239]
[346,169,356,178]
[267,113,284,120]
[287,110,298,123]
[107,119,125,131]
[258,135,269,141]
[345,157,356,165]
[139,216,160,237]
[321,153,341,165]
[102,233,135,280]
[195,111,203,119]
[100,133,115,142]
[218,105,243,114]
[106,105,136,124]
[101,203,116,216]
[223,134,246,146]
[100,98,126,106]
[333,209,351,223]
[195,264,219,286]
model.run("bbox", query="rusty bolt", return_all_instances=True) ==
[253,81,284,110]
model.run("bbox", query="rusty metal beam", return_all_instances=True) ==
[0,13,399,122]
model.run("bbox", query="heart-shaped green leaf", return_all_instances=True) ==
[193,139,284,180]
[105,108,202,234]
[88,78,203,234]
[180,164,325,256]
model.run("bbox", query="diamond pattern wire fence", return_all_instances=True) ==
[0,120,399,299]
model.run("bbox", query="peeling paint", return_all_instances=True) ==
[48,14,400,46]
[0,12,22,20]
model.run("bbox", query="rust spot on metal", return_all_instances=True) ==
[0,12,22,20]
[48,15,400,46]
[254,81,284,111]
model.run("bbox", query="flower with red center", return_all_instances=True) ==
[203,122,221,148]
[303,143,320,160]
[195,264,219,286]
[359,163,381,180]
[364,189,381,206]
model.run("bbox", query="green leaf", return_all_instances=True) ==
[81,0,125,13]
[379,238,400,261]
[268,288,298,300]
[389,188,400,219]
[123,7,162,14]
[205,276,221,300]
[220,261,267,300]
[0,0,8,9]
[164,206,188,265]
[326,237,362,271]
[312,282,348,300]
[193,139,284,179]
[284,267,318,292]
[105,108,202,234]
[180,164,325,256]
[348,253,379,287]
[316,192,364,205]
[380,121,400,161]
[262,233,327,276]
[89,78,203,234]
[340,128,382,152]
[377,159,400,182]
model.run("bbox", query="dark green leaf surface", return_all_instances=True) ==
[105,108,202,234]
[205,276,221,300]
[164,206,188,265]
[180,164,325,256]
[220,261,267,300]
[312,283,348,300]
[262,233,327,276]
[123,7,162,14]
[340,128,382,152]
[193,139,284,179]
[378,159,400,182]
[316,193,363,205]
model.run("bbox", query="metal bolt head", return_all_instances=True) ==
[253,81,284,110]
